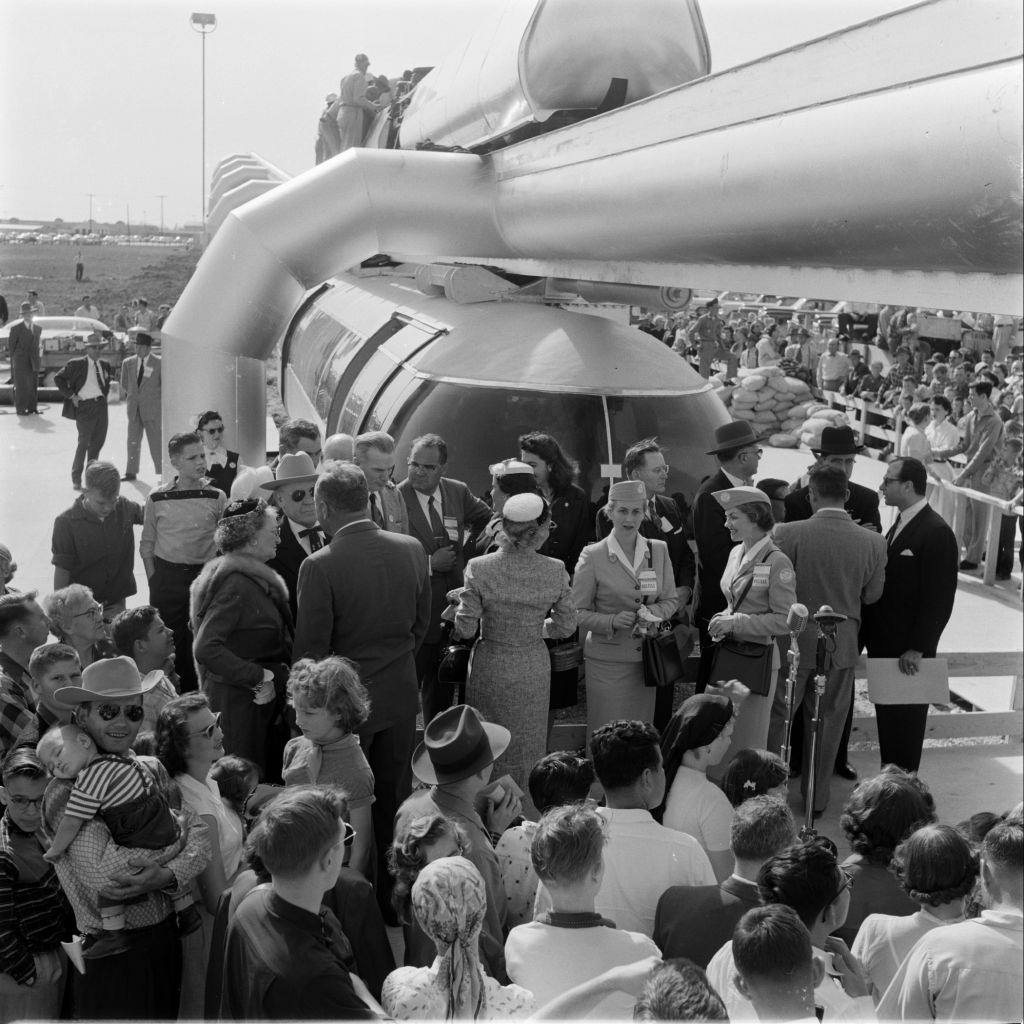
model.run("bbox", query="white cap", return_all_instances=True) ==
[503,492,544,522]
[488,458,534,478]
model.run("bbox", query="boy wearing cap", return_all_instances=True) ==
[8,302,41,415]
[54,335,114,490]
[396,704,521,982]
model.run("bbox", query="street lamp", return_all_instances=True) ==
[190,12,217,239]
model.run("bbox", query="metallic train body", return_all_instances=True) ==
[162,0,1023,486]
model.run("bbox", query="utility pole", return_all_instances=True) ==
[86,193,95,234]
[156,195,167,233]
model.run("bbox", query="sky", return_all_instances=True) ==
[1,0,911,230]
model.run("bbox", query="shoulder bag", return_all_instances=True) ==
[641,548,686,689]
[707,551,775,696]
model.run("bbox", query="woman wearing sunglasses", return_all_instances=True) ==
[156,692,245,1019]
[190,499,294,782]
[42,583,116,668]
[196,410,240,495]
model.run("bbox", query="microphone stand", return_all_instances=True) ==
[800,610,843,840]
[780,626,802,768]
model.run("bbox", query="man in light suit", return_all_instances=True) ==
[692,422,764,691]
[397,433,492,724]
[768,464,886,814]
[862,457,958,772]
[293,460,430,907]
[354,430,409,534]
[8,302,41,415]
[53,334,113,489]
[119,333,162,481]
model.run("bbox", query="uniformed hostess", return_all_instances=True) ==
[571,479,678,741]
[707,485,798,769]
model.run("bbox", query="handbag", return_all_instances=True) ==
[549,634,583,673]
[639,549,686,689]
[707,551,774,696]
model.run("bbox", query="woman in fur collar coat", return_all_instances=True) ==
[190,498,294,780]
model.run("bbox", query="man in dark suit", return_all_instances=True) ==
[596,437,697,727]
[263,452,324,617]
[862,457,958,772]
[397,433,491,724]
[293,460,430,906]
[783,426,882,531]
[692,422,764,691]
[654,795,795,969]
[8,302,41,415]
[53,334,113,489]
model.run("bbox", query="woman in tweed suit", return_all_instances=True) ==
[572,480,678,740]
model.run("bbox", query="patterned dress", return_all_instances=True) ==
[455,548,576,789]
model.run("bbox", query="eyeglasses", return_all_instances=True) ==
[833,867,854,902]
[204,426,224,435]
[73,603,104,620]
[880,476,903,485]
[289,488,314,503]
[408,460,440,472]
[8,795,45,810]
[339,820,358,847]
[96,703,145,723]
[189,711,222,739]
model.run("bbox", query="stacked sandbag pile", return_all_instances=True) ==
[726,368,814,447]
[795,404,852,449]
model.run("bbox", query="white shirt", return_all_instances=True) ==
[707,939,876,1023]
[534,807,715,936]
[78,356,105,400]
[205,445,228,468]
[926,419,960,453]
[414,486,444,524]
[175,772,244,880]
[662,765,734,854]
[756,337,781,366]
[606,532,650,578]
[889,496,929,543]
[721,468,748,488]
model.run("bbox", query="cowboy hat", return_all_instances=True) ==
[259,451,320,491]
[55,656,161,705]
[813,425,864,456]
[411,705,510,785]
[706,421,768,456]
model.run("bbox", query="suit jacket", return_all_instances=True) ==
[785,479,882,532]
[266,517,317,619]
[54,356,113,420]
[540,483,594,575]
[119,353,162,422]
[397,477,492,645]
[571,537,677,664]
[8,322,41,372]
[692,469,736,620]
[293,521,430,732]
[862,503,958,658]
[596,492,695,593]
[773,509,887,668]
[654,876,760,970]
[375,482,409,534]
[718,539,797,653]
[205,453,241,496]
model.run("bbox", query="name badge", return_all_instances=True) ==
[638,569,658,595]
[752,565,771,588]
[659,516,674,534]
[143,365,154,378]
[443,515,459,542]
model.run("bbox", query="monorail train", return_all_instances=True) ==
[279,266,729,501]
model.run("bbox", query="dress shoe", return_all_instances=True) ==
[834,763,858,781]
[121,473,137,482]
[959,559,979,571]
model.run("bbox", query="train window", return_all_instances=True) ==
[391,383,606,501]
[605,393,728,502]
[326,317,408,430]
[365,367,420,432]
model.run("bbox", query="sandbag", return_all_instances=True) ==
[785,377,811,394]
[788,403,810,419]
[741,375,767,391]
[780,418,805,432]
[732,407,757,421]
[767,376,790,395]
[731,391,757,408]
[769,432,800,448]
[752,411,778,425]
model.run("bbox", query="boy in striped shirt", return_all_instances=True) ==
[36,723,199,957]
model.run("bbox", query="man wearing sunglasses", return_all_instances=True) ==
[706,838,873,1023]
[263,452,323,617]
[40,657,209,1019]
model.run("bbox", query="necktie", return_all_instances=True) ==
[648,499,658,522]
[137,357,145,388]
[886,514,902,546]
[369,493,384,527]
[94,360,105,393]
[427,496,445,543]
[299,526,323,551]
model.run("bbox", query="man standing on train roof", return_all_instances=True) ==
[336,53,380,152]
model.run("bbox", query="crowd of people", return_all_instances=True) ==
[1,381,1021,1022]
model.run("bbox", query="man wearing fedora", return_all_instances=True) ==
[693,421,765,691]
[293,460,429,913]
[783,426,882,531]
[396,704,521,981]
[54,333,114,490]
[119,332,162,482]
[41,657,209,1019]
[264,452,325,617]
[8,301,41,415]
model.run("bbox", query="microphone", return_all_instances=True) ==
[787,603,809,634]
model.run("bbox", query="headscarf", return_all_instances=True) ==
[411,856,487,1019]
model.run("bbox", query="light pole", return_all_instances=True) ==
[190,12,217,238]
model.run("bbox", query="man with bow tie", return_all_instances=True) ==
[264,452,325,617]
[862,456,958,772]
[54,333,113,490]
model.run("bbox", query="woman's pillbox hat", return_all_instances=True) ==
[608,480,646,502]
[488,458,535,478]
[502,493,545,523]
[713,485,772,509]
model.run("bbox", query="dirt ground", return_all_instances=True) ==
[0,242,200,324]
